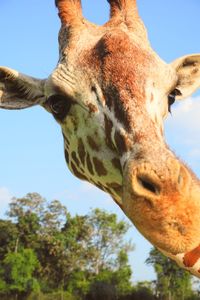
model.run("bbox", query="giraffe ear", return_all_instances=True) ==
[0,67,46,109]
[170,54,200,100]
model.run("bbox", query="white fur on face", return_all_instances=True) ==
[145,63,178,136]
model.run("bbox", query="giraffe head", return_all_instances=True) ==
[1,0,200,276]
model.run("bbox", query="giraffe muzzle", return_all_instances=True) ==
[122,158,200,258]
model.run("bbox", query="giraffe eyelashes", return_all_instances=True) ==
[168,93,175,113]
[168,88,181,113]
[47,94,72,122]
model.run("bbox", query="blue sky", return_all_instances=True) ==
[0,0,200,282]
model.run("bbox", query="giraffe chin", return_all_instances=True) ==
[159,245,200,278]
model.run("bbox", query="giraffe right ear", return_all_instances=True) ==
[170,54,200,100]
[0,67,46,109]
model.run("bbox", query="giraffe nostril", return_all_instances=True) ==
[137,176,160,195]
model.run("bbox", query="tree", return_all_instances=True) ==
[146,248,193,300]
[131,281,155,300]
[84,209,134,299]
[2,249,40,299]
[8,193,45,221]
[2,193,135,298]
[7,193,45,251]
[0,220,18,260]
[112,250,133,295]
[41,199,68,233]
[37,207,134,297]
[85,208,133,275]
[36,213,92,292]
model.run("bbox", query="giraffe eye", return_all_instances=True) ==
[168,88,181,113]
[47,94,72,121]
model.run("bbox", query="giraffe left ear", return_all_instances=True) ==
[170,54,200,100]
[0,67,46,109]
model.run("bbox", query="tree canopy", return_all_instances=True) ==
[0,192,199,300]
[0,193,134,299]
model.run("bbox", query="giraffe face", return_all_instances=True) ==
[44,27,200,258]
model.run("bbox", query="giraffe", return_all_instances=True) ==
[1,0,200,277]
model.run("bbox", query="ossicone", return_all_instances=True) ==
[107,0,138,23]
[55,0,83,26]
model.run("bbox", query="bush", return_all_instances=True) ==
[27,291,78,300]
[86,281,117,300]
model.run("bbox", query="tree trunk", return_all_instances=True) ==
[14,237,19,253]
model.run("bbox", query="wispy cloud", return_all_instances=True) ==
[165,96,200,173]
[166,96,200,137]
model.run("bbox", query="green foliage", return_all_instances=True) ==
[86,280,117,300]
[85,208,133,274]
[66,270,90,297]
[146,247,194,300]
[0,193,134,299]
[0,220,18,259]
[130,281,155,300]
[0,278,7,294]
[2,248,39,296]
[113,250,133,295]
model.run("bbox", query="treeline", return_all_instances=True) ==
[0,193,199,300]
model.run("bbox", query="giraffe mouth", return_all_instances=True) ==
[159,245,200,277]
